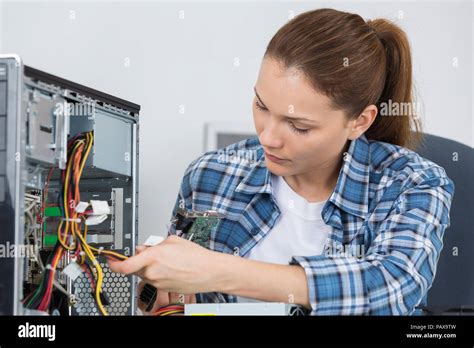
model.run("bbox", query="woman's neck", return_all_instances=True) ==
[283,155,344,203]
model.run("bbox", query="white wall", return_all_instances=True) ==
[0,0,472,242]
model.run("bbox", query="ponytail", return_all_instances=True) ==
[366,19,423,149]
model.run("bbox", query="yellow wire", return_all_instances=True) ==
[58,133,91,250]
[72,135,108,316]
[54,133,107,315]
[56,220,73,250]
[159,310,184,316]
[89,246,128,260]
[74,221,108,316]
[58,140,84,250]
[78,132,93,179]
[58,132,128,316]
[76,134,128,258]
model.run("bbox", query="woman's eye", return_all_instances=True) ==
[288,122,310,135]
[254,100,310,135]
[255,100,268,111]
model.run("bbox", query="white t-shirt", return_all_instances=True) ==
[235,174,332,303]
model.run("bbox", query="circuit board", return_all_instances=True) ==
[172,208,221,248]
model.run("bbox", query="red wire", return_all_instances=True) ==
[152,305,185,315]
[81,264,96,289]
[67,189,72,216]
[38,134,97,313]
[40,250,61,310]
[38,248,63,311]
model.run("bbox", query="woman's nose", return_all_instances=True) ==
[259,118,283,149]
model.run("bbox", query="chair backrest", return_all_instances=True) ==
[415,133,474,311]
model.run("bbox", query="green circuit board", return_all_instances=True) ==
[172,207,222,248]
[186,216,220,248]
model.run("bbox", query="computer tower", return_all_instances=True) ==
[0,55,139,315]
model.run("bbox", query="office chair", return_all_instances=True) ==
[416,133,474,315]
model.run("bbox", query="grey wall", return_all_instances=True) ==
[0,0,472,242]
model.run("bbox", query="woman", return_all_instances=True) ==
[110,8,454,315]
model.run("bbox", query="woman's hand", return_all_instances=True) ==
[108,235,223,294]
[109,235,311,308]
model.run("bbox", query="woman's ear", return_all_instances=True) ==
[348,105,378,140]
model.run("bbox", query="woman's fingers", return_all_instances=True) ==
[169,292,181,304]
[138,283,170,314]
[136,245,147,254]
[109,248,151,275]
[137,281,151,312]
[138,285,196,315]
[156,292,195,308]
[155,289,171,308]
[129,247,195,314]
[180,294,196,304]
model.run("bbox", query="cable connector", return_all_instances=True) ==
[139,283,158,312]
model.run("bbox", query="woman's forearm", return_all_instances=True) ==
[212,252,311,309]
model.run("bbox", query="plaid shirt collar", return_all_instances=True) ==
[235,134,371,219]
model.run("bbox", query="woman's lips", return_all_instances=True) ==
[264,151,287,163]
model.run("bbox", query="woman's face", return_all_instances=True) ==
[252,57,355,178]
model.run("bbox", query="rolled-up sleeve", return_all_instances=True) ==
[290,175,455,315]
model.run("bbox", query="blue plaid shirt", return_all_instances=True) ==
[169,134,455,315]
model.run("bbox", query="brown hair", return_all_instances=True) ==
[264,8,423,150]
